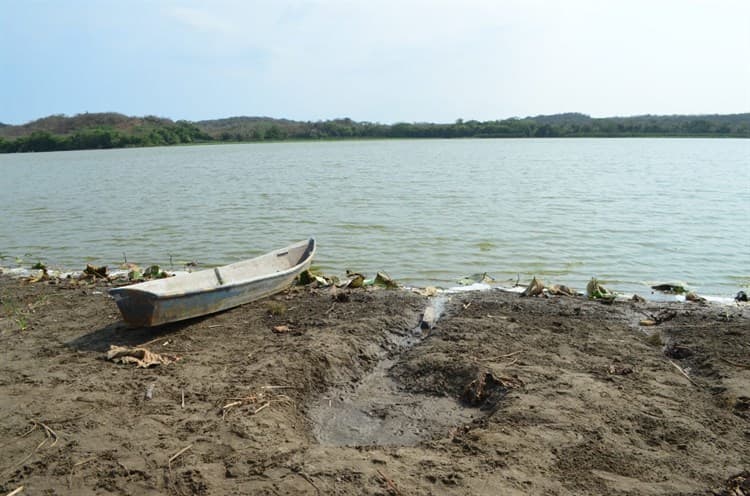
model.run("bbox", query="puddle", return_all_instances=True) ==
[309,356,479,446]
[309,296,480,446]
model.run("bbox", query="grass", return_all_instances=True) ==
[15,316,28,331]
[0,290,48,332]
[1,296,28,331]
[644,332,663,347]
[716,391,739,411]
[265,301,287,316]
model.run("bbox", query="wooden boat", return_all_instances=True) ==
[109,238,315,327]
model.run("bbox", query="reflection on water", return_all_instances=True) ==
[1,138,748,297]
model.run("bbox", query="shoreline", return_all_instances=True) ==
[1,263,745,306]
[0,273,747,494]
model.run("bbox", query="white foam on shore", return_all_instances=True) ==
[2,265,744,307]
[408,280,743,308]
[445,282,495,293]
[0,266,186,281]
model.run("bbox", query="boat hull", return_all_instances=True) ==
[109,239,315,327]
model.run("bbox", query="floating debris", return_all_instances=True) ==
[413,286,440,297]
[520,276,545,297]
[125,264,172,282]
[81,264,108,280]
[25,267,50,283]
[652,283,689,294]
[143,265,169,279]
[371,271,398,289]
[457,273,495,286]
[298,268,399,291]
[586,278,615,301]
[342,270,365,289]
[547,284,577,297]
[297,268,336,287]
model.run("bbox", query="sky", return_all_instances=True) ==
[1,0,749,125]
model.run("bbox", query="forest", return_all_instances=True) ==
[1,112,748,153]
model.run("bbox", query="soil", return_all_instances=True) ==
[0,274,748,495]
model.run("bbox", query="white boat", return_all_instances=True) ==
[109,238,315,327]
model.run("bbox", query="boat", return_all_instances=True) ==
[109,238,316,327]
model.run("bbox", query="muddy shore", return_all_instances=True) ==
[0,274,748,495]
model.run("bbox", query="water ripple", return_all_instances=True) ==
[1,139,748,297]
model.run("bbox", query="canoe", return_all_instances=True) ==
[109,238,316,327]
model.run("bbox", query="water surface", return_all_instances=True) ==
[1,138,748,297]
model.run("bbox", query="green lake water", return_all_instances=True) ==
[1,138,748,298]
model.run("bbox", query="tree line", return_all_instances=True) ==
[0,120,209,153]
[1,112,748,153]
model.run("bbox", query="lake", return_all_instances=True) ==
[1,138,748,298]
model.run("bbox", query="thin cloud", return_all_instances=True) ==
[1,0,748,123]
[166,6,243,36]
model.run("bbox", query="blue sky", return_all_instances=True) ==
[1,0,749,125]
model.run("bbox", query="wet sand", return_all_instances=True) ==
[0,274,748,495]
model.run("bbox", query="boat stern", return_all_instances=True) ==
[109,287,159,327]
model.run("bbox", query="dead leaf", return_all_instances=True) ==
[520,276,545,297]
[105,345,179,368]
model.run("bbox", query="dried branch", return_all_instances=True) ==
[298,472,321,495]
[168,444,192,469]
[253,402,271,415]
[668,359,699,386]
[377,469,402,496]
[33,421,58,448]
[721,357,750,369]
[488,350,522,362]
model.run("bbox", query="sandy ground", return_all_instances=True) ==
[0,274,748,495]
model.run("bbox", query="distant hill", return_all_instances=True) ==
[1,111,748,153]
[0,112,173,138]
[193,116,388,141]
[0,113,210,152]
[528,113,593,125]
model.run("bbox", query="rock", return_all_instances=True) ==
[420,305,436,330]
[686,291,706,303]
[608,364,634,375]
